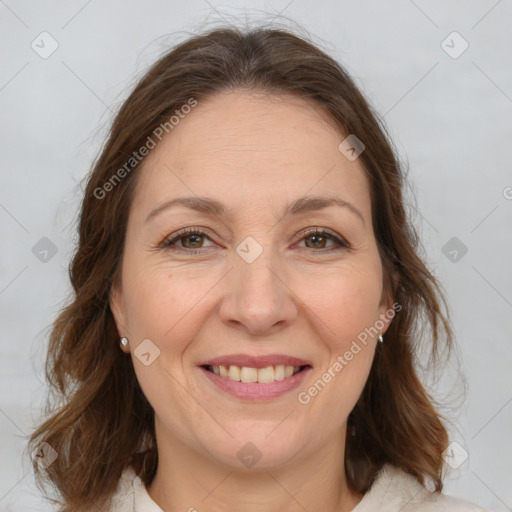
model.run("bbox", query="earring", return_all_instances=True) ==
[378,334,384,343]
[120,337,129,348]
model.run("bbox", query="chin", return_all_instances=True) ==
[198,425,305,471]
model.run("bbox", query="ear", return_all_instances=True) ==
[377,270,398,336]
[109,283,130,353]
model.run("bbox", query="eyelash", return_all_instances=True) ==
[159,227,349,255]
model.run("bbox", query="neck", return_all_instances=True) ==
[147,420,362,512]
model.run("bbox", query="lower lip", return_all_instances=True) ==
[198,366,312,401]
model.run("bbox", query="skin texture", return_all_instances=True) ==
[110,90,394,512]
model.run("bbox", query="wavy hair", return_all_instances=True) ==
[29,25,453,511]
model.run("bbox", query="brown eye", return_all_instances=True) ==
[161,228,216,252]
[298,229,349,251]
[161,227,347,254]
[181,233,205,248]
[304,233,328,249]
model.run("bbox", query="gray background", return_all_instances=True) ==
[1,1,511,510]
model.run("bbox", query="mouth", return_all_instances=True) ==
[198,356,313,401]
[201,364,311,384]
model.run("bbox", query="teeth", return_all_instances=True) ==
[228,365,241,381]
[257,366,274,383]
[208,364,302,383]
[274,364,285,381]
[240,367,258,383]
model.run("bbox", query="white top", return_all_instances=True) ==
[109,464,487,511]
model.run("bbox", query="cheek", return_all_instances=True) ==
[298,259,383,349]
[293,266,380,439]
[121,259,209,343]
[290,259,381,418]
[121,264,206,432]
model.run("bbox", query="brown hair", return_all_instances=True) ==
[28,25,453,510]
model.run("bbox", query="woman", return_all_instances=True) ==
[29,26,487,511]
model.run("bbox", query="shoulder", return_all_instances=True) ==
[354,464,488,512]
[109,466,163,512]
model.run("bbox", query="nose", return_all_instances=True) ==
[218,250,299,336]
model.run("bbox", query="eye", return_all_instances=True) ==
[160,228,216,253]
[158,227,349,255]
[296,228,349,251]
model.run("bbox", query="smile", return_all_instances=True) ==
[199,363,312,401]
[203,364,306,383]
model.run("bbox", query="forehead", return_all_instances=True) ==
[131,90,371,221]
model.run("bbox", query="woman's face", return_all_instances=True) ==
[111,90,393,470]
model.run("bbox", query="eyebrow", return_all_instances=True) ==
[145,195,365,225]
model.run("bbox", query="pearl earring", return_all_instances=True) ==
[378,334,384,343]
[120,337,129,348]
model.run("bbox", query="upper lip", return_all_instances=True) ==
[199,354,313,369]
